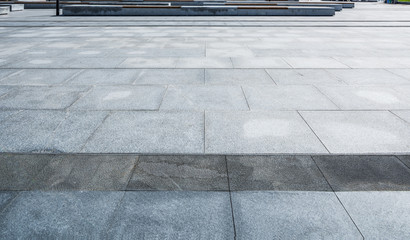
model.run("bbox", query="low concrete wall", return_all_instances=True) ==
[62,4,335,16]
[0,3,24,11]
[0,5,9,14]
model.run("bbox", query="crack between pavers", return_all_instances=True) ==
[311,156,365,240]
[225,156,237,240]
[264,68,277,85]
[78,111,112,153]
[297,111,331,154]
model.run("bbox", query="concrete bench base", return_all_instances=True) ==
[62,5,335,16]
[0,3,24,11]
[0,5,9,14]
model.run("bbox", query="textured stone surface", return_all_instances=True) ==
[227,155,330,191]
[30,155,137,190]
[0,191,124,239]
[0,154,55,190]
[301,111,410,153]
[314,155,410,191]
[326,69,410,85]
[266,69,344,85]
[337,191,410,240]
[134,69,204,85]
[232,191,362,240]
[205,69,273,85]
[205,111,327,154]
[127,155,228,190]
[67,69,140,85]
[82,111,204,153]
[106,191,234,239]
[0,69,79,85]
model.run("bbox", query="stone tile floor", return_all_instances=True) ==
[0,154,410,239]
[0,4,410,154]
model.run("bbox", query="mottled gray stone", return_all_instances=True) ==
[0,154,54,190]
[205,69,274,85]
[0,192,18,212]
[0,69,79,85]
[82,111,204,153]
[388,69,410,80]
[0,191,124,239]
[227,155,330,191]
[0,110,67,152]
[106,191,234,240]
[176,57,232,68]
[393,110,410,124]
[317,86,410,110]
[71,85,166,110]
[397,155,410,169]
[283,57,349,68]
[266,69,344,85]
[119,57,177,68]
[63,57,126,68]
[161,85,248,111]
[134,69,204,85]
[232,57,290,68]
[337,191,410,240]
[127,155,228,191]
[0,86,13,97]
[48,111,108,152]
[67,69,140,85]
[205,111,327,154]
[30,155,137,190]
[327,69,410,85]
[314,155,410,191]
[0,110,18,122]
[300,111,410,153]
[243,85,338,110]
[0,69,17,81]
[232,191,362,240]
[0,86,89,110]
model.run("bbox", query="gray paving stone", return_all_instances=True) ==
[0,191,124,239]
[119,57,177,68]
[67,69,140,85]
[388,69,410,80]
[5,58,70,68]
[334,57,410,68]
[326,69,410,85]
[266,69,344,85]
[0,154,55,190]
[0,110,67,152]
[205,111,328,154]
[127,155,228,191]
[397,155,410,169]
[82,111,204,153]
[300,111,410,153]
[0,69,79,85]
[0,86,89,110]
[0,110,18,122]
[232,57,290,68]
[227,155,330,191]
[314,155,410,191]
[161,85,248,111]
[337,191,410,240]
[63,57,126,68]
[0,192,18,213]
[318,85,410,110]
[106,191,234,240]
[243,85,338,110]
[48,111,109,152]
[71,85,166,110]
[205,69,274,85]
[392,110,410,124]
[283,57,349,68]
[134,69,204,85]
[0,86,12,98]
[176,57,232,68]
[206,47,254,57]
[30,155,137,190]
[0,69,17,81]
[232,191,362,240]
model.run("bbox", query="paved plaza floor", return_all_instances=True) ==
[1,3,410,239]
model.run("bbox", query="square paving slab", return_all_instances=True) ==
[106,191,234,239]
[205,111,328,154]
[300,111,410,154]
[313,155,410,191]
[127,155,228,191]
[337,191,410,240]
[232,191,362,240]
[227,155,330,191]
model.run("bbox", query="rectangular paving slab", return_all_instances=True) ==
[313,155,410,191]
[265,69,344,85]
[82,111,204,154]
[134,69,204,85]
[67,69,141,85]
[326,69,410,85]
[231,191,362,240]
[127,155,228,191]
[227,155,330,191]
[105,191,234,239]
[0,191,124,239]
[205,111,328,154]
[205,69,274,85]
[0,69,80,86]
